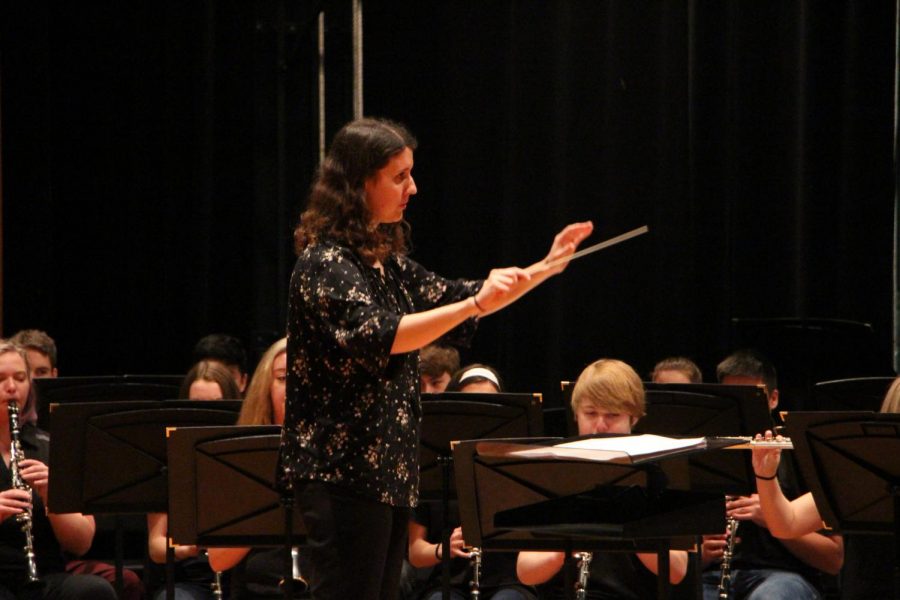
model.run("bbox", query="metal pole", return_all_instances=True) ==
[317,11,326,164]
[352,0,364,119]
[893,0,899,374]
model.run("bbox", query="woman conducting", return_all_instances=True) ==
[275,117,593,599]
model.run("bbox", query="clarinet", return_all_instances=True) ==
[278,546,309,596]
[7,400,39,584]
[468,547,482,599]
[575,551,592,600]
[210,570,223,600]
[717,516,739,600]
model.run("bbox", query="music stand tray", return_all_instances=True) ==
[453,436,727,552]
[813,377,897,412]
[419,392,544,501]
[454,436,729,600]
[785,411,900,534]
[638,383,772,495]
[33,375,182,431]
[166,425,305,547]
[48,400,243,514]
[786,411,900,599]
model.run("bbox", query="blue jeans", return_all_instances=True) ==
[152,582,215,600]
[703,568,821,600]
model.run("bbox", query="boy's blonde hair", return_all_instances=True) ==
[571,359,646,420]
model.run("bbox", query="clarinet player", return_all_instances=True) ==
[701,351,843,600]
[0,341,117,600]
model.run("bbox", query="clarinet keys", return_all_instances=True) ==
[7,399,39,583]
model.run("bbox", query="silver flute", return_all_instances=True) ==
[7,400,39,583]
[717,516,739,600]
[575,551,592,600]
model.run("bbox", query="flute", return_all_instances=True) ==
[718,436,794,450]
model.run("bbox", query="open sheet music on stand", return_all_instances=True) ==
[476,433,741,464]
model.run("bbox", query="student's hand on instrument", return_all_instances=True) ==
[701,535,727,566]
[18,458,49,502]
[751,430,782,480]
[448,526,472,559]
[542,221,594,276]
[727,494,766,528]
[0,489,32,523]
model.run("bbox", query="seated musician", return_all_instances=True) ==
[445,364,503,393]
[701,350,843,600]
[0,341,117,599]
[10,329,146,600]
[146,360,243,600]
[753,375,900,600]
[419,344,460,394]
[192,333,250,396]
[408,365,537,600]
[207,338,311,598]
[650,356,702,384]
[516,358,688,599]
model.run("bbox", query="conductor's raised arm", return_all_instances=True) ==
[390,221,594,353]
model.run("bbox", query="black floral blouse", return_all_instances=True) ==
[276,241,481,507]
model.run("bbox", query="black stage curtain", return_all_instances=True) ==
[2,2,896,405]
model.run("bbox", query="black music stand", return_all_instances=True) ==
[561,381,772,495]
[35,375,183,554]
[47,400,242,599]
[33,374,182,430]
[812,377,897,412]
[166,426,306,600]
[454,436,731,600]
[785,411,900,599]
[419,392,544,600]
[420,392,544,500]
[730,317,883,410]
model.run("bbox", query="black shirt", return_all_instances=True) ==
[540,552,661,600]
[0,424,66,589]
[727,456,822,587]
[411,501,534,595]
[277,242,480,507]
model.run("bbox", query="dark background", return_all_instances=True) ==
[2,1,897,411]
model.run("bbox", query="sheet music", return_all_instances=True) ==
[479,434,708,464]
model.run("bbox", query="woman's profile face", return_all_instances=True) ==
[270,351,287,426]
[364,147,417,225]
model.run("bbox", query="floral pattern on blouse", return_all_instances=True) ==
[277,241,481,507]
